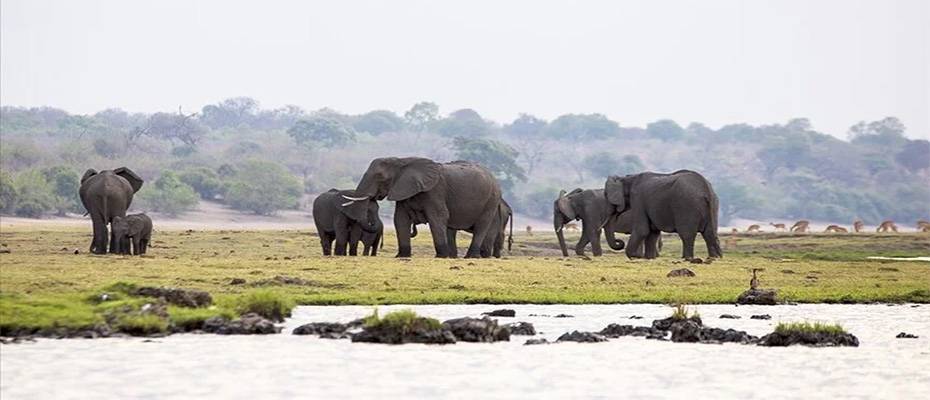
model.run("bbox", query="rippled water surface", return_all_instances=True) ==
[2,304,929,399]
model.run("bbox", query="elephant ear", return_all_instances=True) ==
[557,190,576,220]
[605,176,627,213]
[338,191,370,223]
[81,169,98,185]
[387,159,442,201]
[114,167,144,193]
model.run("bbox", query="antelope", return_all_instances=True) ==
[876,220,898,232]
[750,268,762,290]
[525,225,533,236]
[790,220,810,233]
[917,220,930,231]
[746,224,761,233]
[824,225,848,233]
[730,228,739,233]
[564,223,579,232]
[853,220,864,233]
[769,222,787,232]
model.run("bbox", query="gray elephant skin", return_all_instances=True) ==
[354,157,502,258]
[79,167,144,254]
[447,199,513,258]
[604,170,722,260]
[111,213,152,255]
[554,188,661,257]
[312,189,383,256]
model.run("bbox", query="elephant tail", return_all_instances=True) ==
[379,225,384,251]
[507,209,514,252]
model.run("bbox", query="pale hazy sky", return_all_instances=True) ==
[2,0,927,139]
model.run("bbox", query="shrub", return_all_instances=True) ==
[774,321,847,335]
[169,306,235,331]
[179,167,225,200]
[363,309,441,331]
[10,170,56,217]
[136,171,199,216]
[224,161,302,215]
[234,289,295,322]
[112,314,169,336]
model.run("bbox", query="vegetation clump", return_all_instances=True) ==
[233,289,295,322]
[773,321,847,335]
[353,309,454,344]
[760,321,858,347]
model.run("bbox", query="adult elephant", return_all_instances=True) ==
[351,157,502,258]
[604,170,721,260]
[448,199,513,258]
[312,189,382,256]
[79,167,144,254]
[554,188,660,257]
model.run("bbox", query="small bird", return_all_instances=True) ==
[750,269,762,290]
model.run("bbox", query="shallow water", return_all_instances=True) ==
[2,304,928,399]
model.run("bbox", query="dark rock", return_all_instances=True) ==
[896,332,918,339]
[352,318,456,345]
[629,315,643,319]
[599,324,666,339]
[670,320,703,342]
[750,314,772,320]
[557,331,607,343]
[554,314,574,318]
[320,331,350,339]
[345,318,365,328]
[737,288,778,305]
[758,331,859,347]
[719,314,741,319]
[689,258,703,264]
[506,322,536,335]
[203,313,280,335]
[482,309,516,317]
[229,278,246,285]
[131,286,212,308]
[700,327,758,344]
[292,322,349,336]
[667,268,696,277]
[442,317,510,342]
[524,338,550,345]
[653,316,702,330]
[0,249,10,254]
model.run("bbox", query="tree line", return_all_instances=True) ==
[1,98,927,224]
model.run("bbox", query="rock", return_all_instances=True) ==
[557,331,607,343]
[700,327,758,344]
[667,268,696,278]
[599,324,666,339]
[896,332,919,339]
[73,249,80,255]
[758,331,859,347]
[0,249,10,254]
[442,317,510,342]
[131,286,212,308]
[524,338,550,345]
[653,316,702,331]
[229,278,246,285]
[629,315,643,319]
[320,332,350,339]
[351,318,456,345]
[482,309,516,317]
[203,313,280,335]
[506,322,536,335]
[719,314,741,319]
[670,320,703,342]
[750,314,771,320]
[554,314,574,318]
[737,288,778,305]
[689,258,703,264]
[292,322,349,336]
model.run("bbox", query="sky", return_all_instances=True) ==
[2,0,927,139]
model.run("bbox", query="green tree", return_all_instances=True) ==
[436,109,492,137]
[10,170,56,218]
[714,180,763,225]
[452,137,526,194]
[352,110,404,135]
[583,152,645,178]
[179,167,225,200]
[546,114,619,141]
[136,172,199,216]
[0,171,19,213]
[224,161,302,215]
[646,119,686,142]
[42,166,81,215]
[848,117,908,147]
[504,114,547,138]
[287,116,357,149]
[404,101,439,132]
[895,139,930,172]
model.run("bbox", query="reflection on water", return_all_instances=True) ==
[2,304,928,399]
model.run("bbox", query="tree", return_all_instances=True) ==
[646,119,685,142]
[504,114,547,138]
[0,171,18,213]
[436,109,492,137]
[504,114,548,175]
[200,97,259,128]
[143,109,207,146]
[10,170,55,218]
[287,116,357,149]
[136,172,199,216]
[583,152,645,178]
[848,117,907,147]
[714,179,763,225]
[895,139,930,172]
[546,114,619,141]
[452,137,526,194]
[352,110,404,135]
[42,166,81,215]
[179,167,225,200]
[404,101,439,132]
[224,161,302,215]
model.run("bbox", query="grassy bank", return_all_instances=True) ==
[1,226,928,333]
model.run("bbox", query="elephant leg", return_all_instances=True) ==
[575,234,590,256]
[446,228,459,259]
[644,232,661,259]
[582,221,603,257]
[465,220,494,259]
[679,231,697,260]
[348,227,361,256]
[625,230,648,259]
[334,229,349,256]
[132,237,142,256]
[140,238,149,255]
[424,209,451,258]
[703,230,722,258]
[320,232,334,256]
[90,218,109,254]
[394,212,413,257]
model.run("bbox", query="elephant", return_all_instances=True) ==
[353,157,502,258]
[79,167,144,254]
[447,199,513,258]
[312,189,382,256]
[554,188,661,257]
[111,213,152,255]
[604,170,722,260]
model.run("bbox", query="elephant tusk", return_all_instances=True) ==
[342,195,368,201]
[341,200,356,207]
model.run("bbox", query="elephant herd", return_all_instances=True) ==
[78,159,723,260]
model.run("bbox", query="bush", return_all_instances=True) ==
[0,172,18,213]
[234,289,295,322]
[10,170,56,217]
[224,161,302,215]
[363,309,441,331]
[774,321,847,335]
[136,172,199,216]
[42,166,81,215]
[179,167,225,200]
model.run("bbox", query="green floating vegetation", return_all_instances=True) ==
[363,309,441,331]
[774,321,848,335]
[233,289,295,322]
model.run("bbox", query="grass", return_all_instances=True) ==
[670,304,700,320]
[774,321,848,335]
[0,226,928,332]
[363,309,441,331]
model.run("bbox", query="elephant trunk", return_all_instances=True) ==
[603,218,625,251]
[555,211,569,257]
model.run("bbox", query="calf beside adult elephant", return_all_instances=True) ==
[312,189,383,256]
[604,170,722,260]
[79,167,144,254]
[447,199,513,258]
[352,157,502,258]
[554,188,661,257]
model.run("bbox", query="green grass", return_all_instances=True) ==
[112,314,169,336]
[774,321,848,335]
[670,304,700,320]
[232,289,295,322]
[363,309,441,331]
[168,306,236,331]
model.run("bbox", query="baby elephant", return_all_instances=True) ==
[112,213,152,255]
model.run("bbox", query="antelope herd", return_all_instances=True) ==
[729,219,930,233]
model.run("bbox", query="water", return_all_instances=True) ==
[2,304,928,399]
